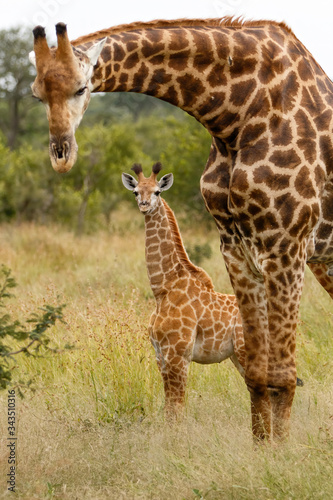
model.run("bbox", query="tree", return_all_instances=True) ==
[132,113,213,221]
[0,27,36,148]
[68,121,150,234]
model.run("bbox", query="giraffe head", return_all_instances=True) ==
[29,23,105,173]
[122,162,173,214]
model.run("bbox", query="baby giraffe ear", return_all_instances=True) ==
[86,38,106,66]
[158,173,173,192]
[122,173,138,191]
[29,50,37,68]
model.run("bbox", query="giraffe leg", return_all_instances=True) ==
[160,354,190,420]
[222,249,272,441]
[262,252,306,441]
[308,262,333,299]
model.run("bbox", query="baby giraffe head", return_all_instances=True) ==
[122,162,173,214]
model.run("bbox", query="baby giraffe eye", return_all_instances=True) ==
[133,191,138,197]
[155,191,161,196]
[75,86,87,96]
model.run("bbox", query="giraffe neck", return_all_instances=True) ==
[144,198,213,298]
[74,18,330,147]
[81,24,258,141]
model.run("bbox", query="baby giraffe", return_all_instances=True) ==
[122,162,247,417]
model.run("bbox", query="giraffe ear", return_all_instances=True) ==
[86,38,106,66]
[122,173,138,191]
[29,50,36,68]
[158,173,173,192]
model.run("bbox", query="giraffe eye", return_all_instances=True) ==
[155,191,161,196]
[133,191,138,197]
[75,86,87,96]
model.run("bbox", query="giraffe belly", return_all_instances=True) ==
[191,334,234,364]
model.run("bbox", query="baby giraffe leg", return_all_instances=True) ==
[159,354,190,420]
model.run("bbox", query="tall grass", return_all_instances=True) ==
[0,214,332,499]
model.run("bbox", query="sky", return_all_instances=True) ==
[2,0,333,78]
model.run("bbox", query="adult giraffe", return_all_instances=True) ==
[29,17,333,441]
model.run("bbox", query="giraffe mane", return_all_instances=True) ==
[161,199,214,290]
[72,16,293,46]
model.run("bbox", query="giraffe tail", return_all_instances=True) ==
[296,377,304,387]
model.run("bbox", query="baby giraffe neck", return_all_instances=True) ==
[144,198,214,298]
[144,199,180,297]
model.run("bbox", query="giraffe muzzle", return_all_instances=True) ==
[139,201,153,214]
[49,135,78,173]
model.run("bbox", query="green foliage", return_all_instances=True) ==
[0,112,213,231]
[0,27,36,148]
[0,265,67,392]
[0,26,214,232]
[187,242,213,266]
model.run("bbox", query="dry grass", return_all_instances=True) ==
[0,218,332,499]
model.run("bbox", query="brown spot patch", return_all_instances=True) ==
[233,31,257,57]
[269,114,293,146]
[245,88,270,119]
[149,54,165,65]
[269,149,301,169]
[240,122,266,149]
[193,51,214,71]
[269,71,299,112]
[290,205,312,237]
[295,108,316,139]
[298,58,313,81]
[314,109,333,132]
[274,193,299,227]
[177,74,205,108]
[249,188,270,209]
[160,85,178,104]
[253,165,290,190]
[319,135,333,175]
[294,166,316,199]
[124,51,139,69]
[231,168,249,192]
[102,44,112,63]
[207,64,227,87]
[254,212,279,232]
[169,28,190,51]
[240,138,269,165]
[168,50,191,71]
[230,79,256,107]
[198,93,225,117]
[317,222,333,240]
[211,30,230,60]
[205,111,240,135]
[132,63,149,91]
[230,57,257,78]
[321,192,333,219]
[146,29,163,44]
[301,85,325,116]
[141,38,164,58]
[268,25,286,47]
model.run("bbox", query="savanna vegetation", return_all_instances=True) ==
[0,27,332,500]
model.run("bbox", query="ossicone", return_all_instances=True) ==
[131,163,143,177]
[152,162,163,176]
[33,26,46,39]
[32,24,51,69]
[55,21,74,61]
[55,22,67,36]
